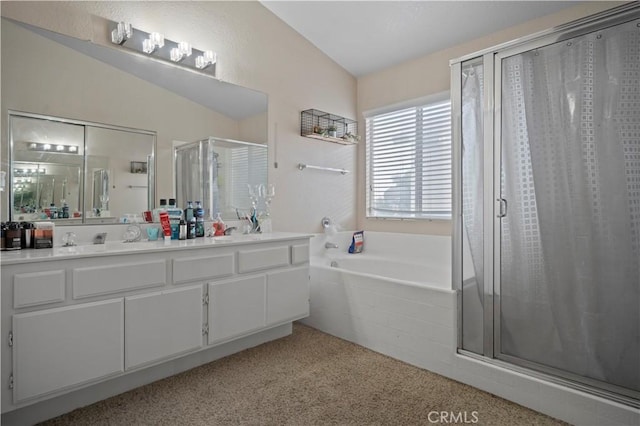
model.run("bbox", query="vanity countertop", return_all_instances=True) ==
[0,232,313,265]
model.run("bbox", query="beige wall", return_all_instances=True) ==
[356,1,625,235]
[1,1,357,233]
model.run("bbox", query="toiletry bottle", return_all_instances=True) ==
[61,202,69,219]
[20,222,34,249]
[179,219,187,240]
[213,213,226,237]
[184,201,196,239]
[195,201,205,238]
[153,199,168,223]
[168,198,182,239]
[49,203,58,219]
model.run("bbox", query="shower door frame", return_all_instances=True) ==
[452,3,640,406]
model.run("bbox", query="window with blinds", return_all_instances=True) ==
[365,96,452,219]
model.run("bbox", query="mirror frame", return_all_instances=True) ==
[8,110,157,225]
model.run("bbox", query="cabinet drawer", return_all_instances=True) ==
[291,244,310,265]
[238,246,289,273]
[14,270,65,308]
[73,260,167,299]
[173,253,234,284]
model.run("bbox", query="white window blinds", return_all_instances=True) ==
[365,97,452,219]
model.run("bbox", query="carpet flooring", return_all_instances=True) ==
[42,323,565,426]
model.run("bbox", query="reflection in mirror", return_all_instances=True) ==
[92,169,110,215]
[83,126,155,223]
[175,138,267,221]
[10,115,84,223]
[9,112,156,224]
[13,161,82,222]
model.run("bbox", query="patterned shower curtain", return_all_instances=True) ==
[500,19,639,392]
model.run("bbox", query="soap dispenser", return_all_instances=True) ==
[213,213,225,237]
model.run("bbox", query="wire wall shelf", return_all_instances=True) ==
[300,109,358,145]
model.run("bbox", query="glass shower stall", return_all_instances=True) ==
[451,5,639,405]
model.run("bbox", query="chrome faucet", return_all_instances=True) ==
[62,232,77,247]
[325,242,339,249]
[93,232,107,244]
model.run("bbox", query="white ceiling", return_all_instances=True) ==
[261,1,581,77]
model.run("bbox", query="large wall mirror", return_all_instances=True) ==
[1,16,268,225]
[9,112,156,224]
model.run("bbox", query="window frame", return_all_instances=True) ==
[364,91,452,221]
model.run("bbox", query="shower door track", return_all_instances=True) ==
[458,349,640,408]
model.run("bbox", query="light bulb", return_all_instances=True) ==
[170,41,192,62]
[143,32,164,54]
[196,51,216,69]
[111,21,132,45]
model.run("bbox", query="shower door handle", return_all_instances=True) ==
[497,198,508,218]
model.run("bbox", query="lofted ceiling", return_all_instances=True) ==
[261,1,583,77]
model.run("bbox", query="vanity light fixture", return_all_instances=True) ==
[25,141,80,154]
[111,21,132,45]
[14,168,46,177]
[107,19,216,77]
[195,51,216,70]
[170,42,192,62]
[142,32,164,54]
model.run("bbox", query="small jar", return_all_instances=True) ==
[5,222,22,250]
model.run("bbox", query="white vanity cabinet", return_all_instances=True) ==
[208,275,267,345]
[12,299,124,403]
[1,233,310,422]
[125,285,203,369]
[266,267,310,325]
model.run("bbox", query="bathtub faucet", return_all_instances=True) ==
[325,242,339,249]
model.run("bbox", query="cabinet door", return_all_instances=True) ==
[266,267,309,325]
[12,299,124,403]
[125,285,203,370]
[208,276,266,345]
